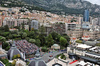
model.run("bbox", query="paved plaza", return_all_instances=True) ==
[47,58,79,66]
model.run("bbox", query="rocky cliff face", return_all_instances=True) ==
[24,0,100,15]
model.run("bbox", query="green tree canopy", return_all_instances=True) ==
[2,42,10,51]
[46,34,54,47]
[4,25,9,31]
[60,37,67,47]
[41,47,48,52]
[9,34,13,39]
[0,36,6,42]
[35,39,41,47]
[22,32,27,39]
[76,40,82,43]
[29,39,36,43]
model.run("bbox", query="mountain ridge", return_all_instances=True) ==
[23,0,100,16]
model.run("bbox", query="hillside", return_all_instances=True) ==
[0,0,46,11]
[23,0,100,16]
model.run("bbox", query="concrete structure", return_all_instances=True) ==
[51,44,60,50]
[67,44,100,65]
[98,17,100,26]
[0,48,7,59]
[45,22,66,35]
[15,59,26,66]
[67,26,100,40]
[92,18,98,26]
[17,19,29,26]
[29,50,47,66]
[82,22,91,29]
[7,41,23,60]
[83,29,100,40]
[67,29,83,39]
[3,17,17,28]
[31,20,39,30]
[66,23,76,30]
[0,16,2,27]
[24,25,29,30]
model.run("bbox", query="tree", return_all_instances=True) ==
[0,36,6,42]
[31,28,34,31]
[9,34,13,39]
[5,62,12,66]
[12,60,16,66]
[56,34,61,42]
[39,34,46,46]
[28,31,35,38]
[76,40,82,43]
[4,25,9,31]
[12,34,18,38]
[29,39,36,43]
[39,25,46,34]
[2,42,10,51]
[22,32,27,39]
[3,32,10,37]
[60,37,67,47]
[14,26,20,30]
[46,34,54,47]
[19,31,23,39]
[96,43,100,46]
[21,23,25,30]
[41,47,48,52]
[0,59,9,64]
[0,27,4,31]
[12,55,17,60]
[62,34,70,42]
[17,54,21,58]
[35,39,41,47]
[51,32,58,40]
[0,58,12,66]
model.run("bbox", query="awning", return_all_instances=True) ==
[80,56,98,63]
[68,53,76,56]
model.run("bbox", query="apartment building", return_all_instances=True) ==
[46,22,66,35]
[0,16,2,27]
[17,19,29,26]
[83,29,100,40]
[3,17,17,28]
[3,17,29,28]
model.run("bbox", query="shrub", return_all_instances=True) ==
[76,40,82,43]
[96,43,100,46]
[41,47,48,52]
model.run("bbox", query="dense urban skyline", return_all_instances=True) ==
[0,0,100,66]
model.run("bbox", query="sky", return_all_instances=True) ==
[86,0,100,5]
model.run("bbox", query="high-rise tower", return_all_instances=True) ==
[83,10,89,22]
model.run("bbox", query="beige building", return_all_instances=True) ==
[3,17,17,28]
[24,25,29,30]
[15,59,26,66]
[67,28,100,40]
[83,29,100,39]
[67,29,83,39]
[0,16,2,27]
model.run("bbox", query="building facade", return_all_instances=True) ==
[83,10,89,22]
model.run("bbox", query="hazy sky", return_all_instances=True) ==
[86,0,100,5]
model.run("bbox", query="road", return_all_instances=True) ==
[42,51,66,63]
